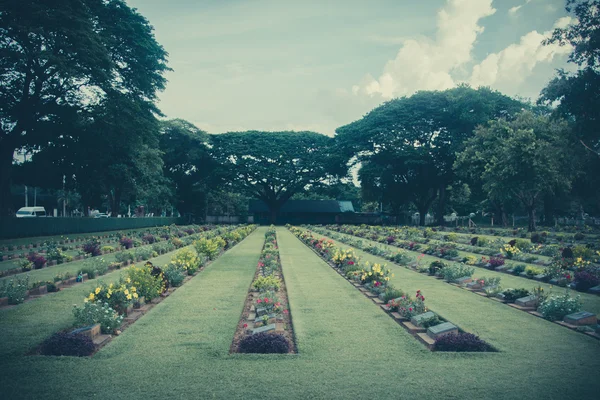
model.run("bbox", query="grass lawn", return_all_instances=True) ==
[316,227,600,315]
[0,227,598,399]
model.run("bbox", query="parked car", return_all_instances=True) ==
[16,206,47,218]
[94,213,109,218]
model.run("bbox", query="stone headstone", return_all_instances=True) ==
[515,295,537,308]
[454,276,472,285]
[254,313,276,323]
[588,285,600,295]
[71,323,101,339]
[427,322,458,340]
[466,281,482,290]
[256,307,268,316]
[563,311,597,326]
[411,311,436,327]
[252,323,276,335]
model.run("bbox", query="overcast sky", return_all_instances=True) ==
[126,0,573,136]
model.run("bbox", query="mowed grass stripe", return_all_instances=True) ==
[96,228,265,361]
[307,228,600,351]
[0,247,183,359]
[277,228,428,359]
[320,227,600,315]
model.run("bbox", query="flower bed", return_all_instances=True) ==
[304,225,600,341]
[230,227,296,354]
[289,226,495,352]
[30,225,257,357]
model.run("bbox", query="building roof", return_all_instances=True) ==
[249,200,355,214]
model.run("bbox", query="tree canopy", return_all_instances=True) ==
[455,111,575,231]
[210,131,342,223]
[336,86,526,225]
[0,0,170,215]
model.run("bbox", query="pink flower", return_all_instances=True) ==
[256,299,262,303]
[264,298,269,303]
[283,309,289,314]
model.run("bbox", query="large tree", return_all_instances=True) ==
[455,111,575,231]
[336,86,526,225]
[0,0,170,215]
[540,0,600,155]
[539,0,600,217]
[210,131,342,223]
[159,119,219,218]
[73,92,169,216]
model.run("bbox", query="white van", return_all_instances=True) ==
[16,206,46,218]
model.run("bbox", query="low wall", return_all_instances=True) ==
[0,217,186,239]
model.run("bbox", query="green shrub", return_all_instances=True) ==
[115,251,134,264]
[420,315,443,328]
[80,257,109,279]
[40,332,95,357]
[252,274,282,292]
[538,291,582,321]
[73,301,123,334]
[382,287,404,303]
[163,264,186,287]
[512,264,526,275]
[428,260,446,276]
[441,264,475,282]
[127,264,164,301]
[501,288,530,303]
[239,332,290,354]
[0,275,29,304]
[524,265,545,278]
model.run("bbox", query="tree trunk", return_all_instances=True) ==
[0,142,15,216]
[543,194,554,226]
[269,208,277,225]
[436,184,446,226]
[527,207,536,232]
[501,207,508,227]
[110,188,122,217]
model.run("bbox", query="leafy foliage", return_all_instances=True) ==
[40,332,95,357]
[433,332,493,352]
[239,333,290,354]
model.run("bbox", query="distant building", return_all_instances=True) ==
[249,200,355,225]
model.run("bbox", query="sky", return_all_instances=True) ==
[126,0,573,136]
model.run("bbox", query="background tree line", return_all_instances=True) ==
[1,0,599,230]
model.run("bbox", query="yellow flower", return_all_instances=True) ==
[126,277,131,283]
[384,277,390,281]
[124,289,129,295]
[95,287,101,295]
[126,294,132,300]
[88,293,95,301]
[83,298,88,303]
[131,287,136,292]
[133,293,139,299]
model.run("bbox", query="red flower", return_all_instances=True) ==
[256,299,262,303]
[264,298,269,303]
[243,323,248,328]
[409,307,413,312]
[283,309,289,314]
[348,261,354,265]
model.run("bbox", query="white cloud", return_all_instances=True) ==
[469,17,573,88]
[353,0,496,99]
[509,0,533,16]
